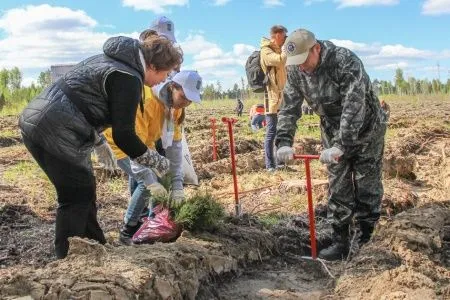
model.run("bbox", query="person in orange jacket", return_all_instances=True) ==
[249,103,265,131]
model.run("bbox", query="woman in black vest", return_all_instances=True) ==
[19,35,183,258]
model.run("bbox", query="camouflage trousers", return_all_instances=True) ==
[324,126,386,230]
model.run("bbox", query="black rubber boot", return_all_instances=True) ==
[358,222,375,247]
[119,223,141,245]
[139,207,150,221]
[319,225,350,261]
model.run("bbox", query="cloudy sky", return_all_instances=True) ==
[1,0,449,88]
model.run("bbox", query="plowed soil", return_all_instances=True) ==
[0,95,449,299]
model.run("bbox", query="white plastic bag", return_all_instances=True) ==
[161,110,175,149]
[181,131,199,185]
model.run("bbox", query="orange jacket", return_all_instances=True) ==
[249,104,265,118]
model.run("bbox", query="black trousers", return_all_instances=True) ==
[23,136,106,259]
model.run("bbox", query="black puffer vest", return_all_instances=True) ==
[19,36,144,164]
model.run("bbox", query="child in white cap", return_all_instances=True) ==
[103,70,202,244]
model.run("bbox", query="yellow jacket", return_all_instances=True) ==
[260,38,287,114]
[104,86,182,160]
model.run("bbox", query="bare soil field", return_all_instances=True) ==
[0,95,449,299]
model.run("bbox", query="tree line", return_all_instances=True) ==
[0,68,51,112]
[0,66,448,112]
[374,68,450,95]
[202,68,450,101]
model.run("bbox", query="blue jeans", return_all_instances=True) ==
[117,158,152,226]
[251,114,265,131]
[264,114,278,169]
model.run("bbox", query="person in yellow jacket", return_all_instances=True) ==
[102,70,202,244]
[260,25,287,171]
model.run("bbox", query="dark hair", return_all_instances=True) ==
[140,35,183,71]
[139,29,158,42]
[270,25,287,35]
[167,83,186,125]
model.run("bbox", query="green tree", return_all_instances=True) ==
[0,69,10,98]
[38,69,51,88]
[0,69,9,90]
[215,81,222,99]
[408,77,417,95]
[8,67,22,91]
[240,77,246,99]
[232,83,239,99]
[202,84,216,100]
[0,93,5,111]
[415,80,422,94]
[395,68,406,95]
[420,80,430,95]
[431,79,441,94]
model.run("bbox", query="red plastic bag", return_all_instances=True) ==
[132,205,181,244]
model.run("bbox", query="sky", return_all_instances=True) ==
[0,0,449,89]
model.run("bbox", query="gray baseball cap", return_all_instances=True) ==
[150,16,176,43]
[285,29,317,66]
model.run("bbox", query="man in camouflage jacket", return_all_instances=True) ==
[275,29,388,260]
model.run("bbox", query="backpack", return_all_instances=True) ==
[245,51,271,93]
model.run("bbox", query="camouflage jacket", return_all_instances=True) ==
[276,40,384,151]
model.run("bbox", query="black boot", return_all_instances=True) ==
[139,207,150,222]
[358,222,375,247]
[119,223,141,245]
[319,225,350,261]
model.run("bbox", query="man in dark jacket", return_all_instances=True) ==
[19,35,182,258]
[276,29,388,260]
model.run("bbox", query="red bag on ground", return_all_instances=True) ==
[132,205,181,244]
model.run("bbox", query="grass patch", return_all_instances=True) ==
[0,99,28,117]
[3,161,56,215]
[3,161,47,183]
[0,129,19,139]
[258,212,286,228]
[105,177,127,195]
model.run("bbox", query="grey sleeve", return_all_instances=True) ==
[337,56,368,148]
[275,68,304,148]
[165,140,183,190]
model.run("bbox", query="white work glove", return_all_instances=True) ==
[319,147,344,165]
[147,182,168,198]
[133,148,170,178]
[94,142,117,171]
[276,146,294,163]
[170,189,185,206]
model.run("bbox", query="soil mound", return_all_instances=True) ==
[191,138,262,164]
[293,137,322,155]
[196,150,266,179]
[0,222,277,300]
[384,123,449,180]
[0,204,54,268]
[335,202,450,299]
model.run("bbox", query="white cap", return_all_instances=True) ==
[172,70,202,103]
[149,16,176,43]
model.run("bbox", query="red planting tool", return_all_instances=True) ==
[222,117,240,216]
[293,154,320,259]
